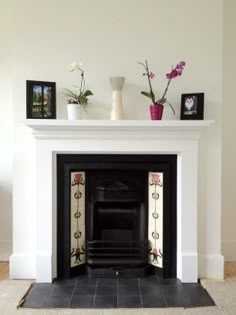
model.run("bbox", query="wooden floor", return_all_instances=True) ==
[224,261,236,279]
[0,262,236,281]
[0,262,9,280]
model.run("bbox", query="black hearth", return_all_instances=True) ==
[57,154,177,279]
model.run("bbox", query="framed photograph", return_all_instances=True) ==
[180,93,204,120]
[26,80,56,119]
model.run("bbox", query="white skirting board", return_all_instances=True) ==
[222,241,236,261]
[198,254,224,279]
[0,241,12,261]
[9,253,35,279]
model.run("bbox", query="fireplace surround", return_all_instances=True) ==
[9,120,213,283]
[57,154,177,279]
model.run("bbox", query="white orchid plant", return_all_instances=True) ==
[64,62,93,109]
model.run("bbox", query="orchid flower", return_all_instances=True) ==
[67,62,83,72]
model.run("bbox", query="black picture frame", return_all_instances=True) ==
[180,93,204,120]
[26,80,56,119]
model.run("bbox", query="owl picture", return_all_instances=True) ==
[184,96,197,115]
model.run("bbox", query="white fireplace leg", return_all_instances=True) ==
[177,143,198,283]
[35,142,53,282]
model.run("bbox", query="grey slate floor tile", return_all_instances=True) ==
[118,295,141,308]
[94,295,117,308]
[70,294,94,308]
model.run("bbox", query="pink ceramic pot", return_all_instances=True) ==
[149,104,164,120]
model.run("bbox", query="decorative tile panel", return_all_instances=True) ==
[70,172,86,267]
[148,172,163,268]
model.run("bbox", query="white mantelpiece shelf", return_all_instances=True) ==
[25,119,214,140]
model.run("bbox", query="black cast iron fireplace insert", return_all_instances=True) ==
[57,154,177,279]
[87,171,148,276]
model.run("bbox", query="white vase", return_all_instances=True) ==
[67,104,81,120]
[110,76,125,120]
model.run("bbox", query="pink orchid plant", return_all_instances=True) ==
[139,60,186,114]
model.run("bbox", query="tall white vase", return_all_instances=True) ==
[110,76,125,120]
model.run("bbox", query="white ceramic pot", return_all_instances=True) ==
[67,104,81,120]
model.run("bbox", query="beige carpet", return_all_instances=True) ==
[0,279,236,315]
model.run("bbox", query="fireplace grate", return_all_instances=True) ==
[87,240,149,266]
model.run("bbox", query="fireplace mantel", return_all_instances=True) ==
[26,119,213,140]
[9,119,213,283]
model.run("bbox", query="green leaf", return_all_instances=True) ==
[63,87,93,106]
[63,88,80,103]
[141,91,153,100]
[78,94,88,105]
[150,91,155,103]
[157,98,166,105]
[84,90,93,97]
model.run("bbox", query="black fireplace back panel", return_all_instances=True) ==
[57,154,177,279]
[87,171,147,267]
[94,202,140,241]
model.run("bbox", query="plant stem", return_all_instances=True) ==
[79,71,84,95]
[167,101,175,115]
[145,60,155,103]
[160,78,171,102]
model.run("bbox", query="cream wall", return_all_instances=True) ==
[0,0,13,260]
[222,0,236,261]
[0,0,224,278]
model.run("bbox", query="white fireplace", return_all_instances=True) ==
[10,119,213,283]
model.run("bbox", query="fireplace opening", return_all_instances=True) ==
[57,154,177,279]
[86,172,148,275]
[94,201,141,241]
